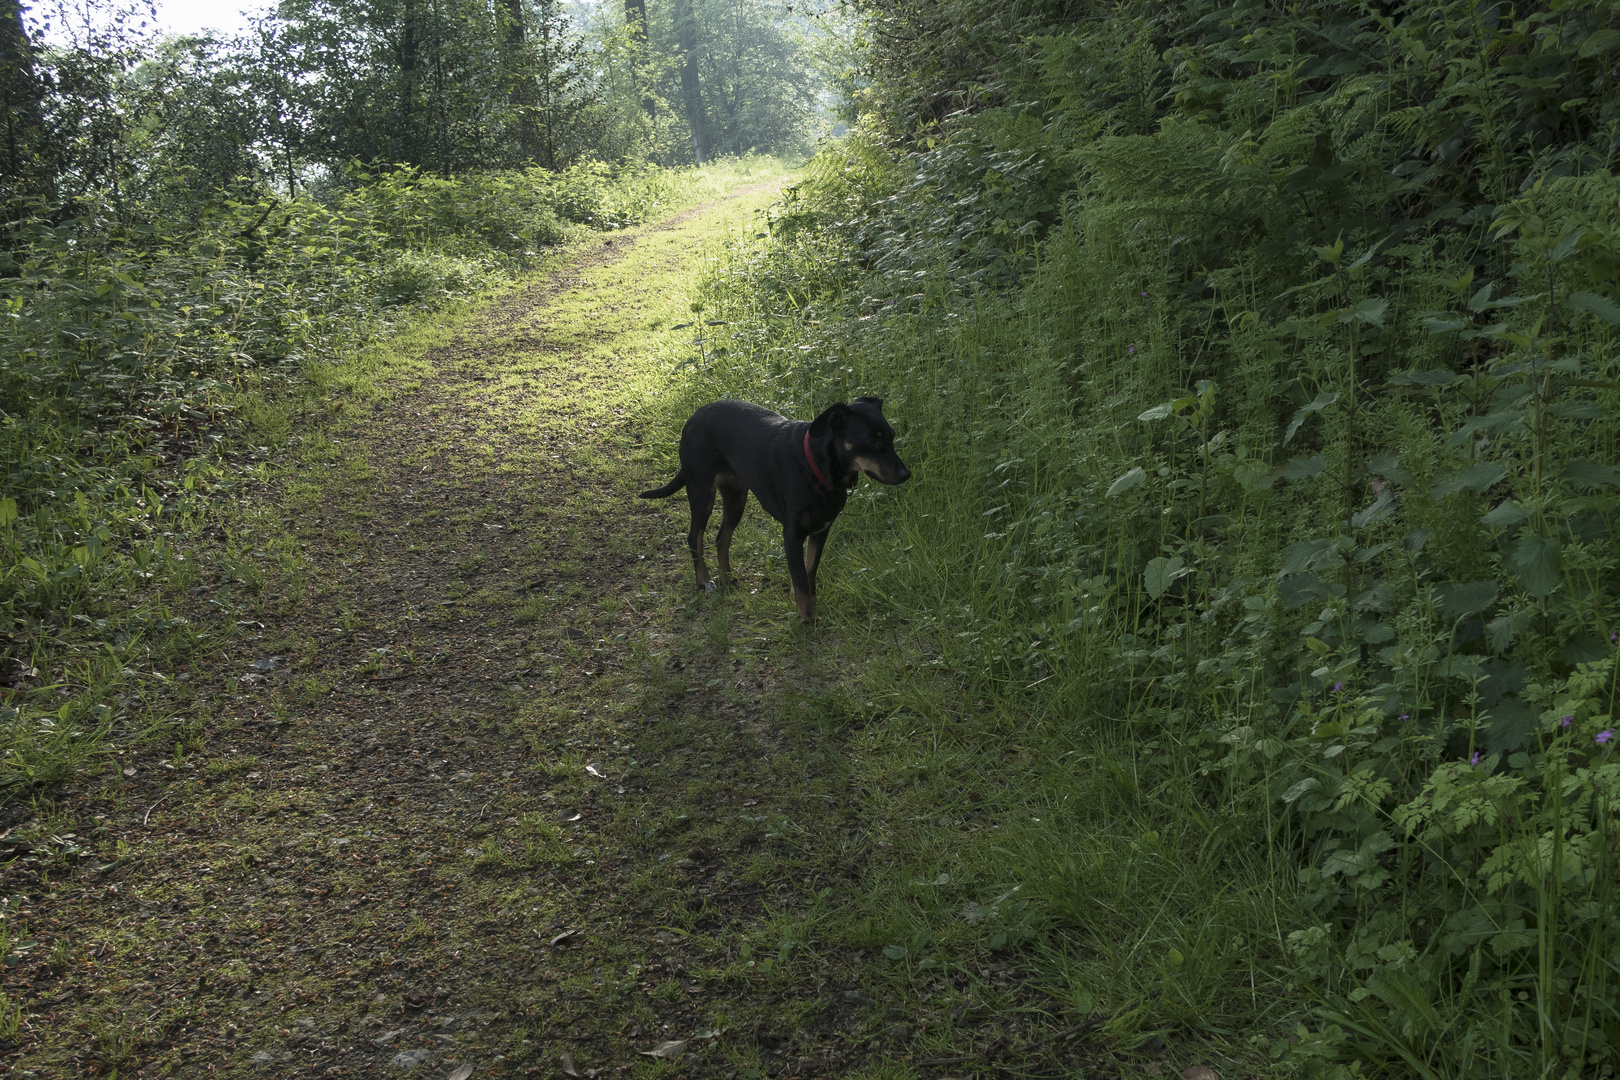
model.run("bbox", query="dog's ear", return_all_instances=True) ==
[853,396,884,410]
[809,402,849,436]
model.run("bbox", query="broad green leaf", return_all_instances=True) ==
[1550,230,1590,262]
[1279,537,1343,576]
[1351,489,1394,529]
[1144,555,1188,600]
[1430,461,1508,500]
[1579,28,1620,57]
[1137,402,1175,422]
[1280,454,1329,480]
[1232,460,1277,492]
[1422,315,1469,334]
[1340,296,1388,327]
[1508,532,1561,597]
[1438,580,1498,619]
[0,497,15,527]
[1279,572,1343,611]
[1570,290,1620,324]
[1549,401,1604,420]
[1487,609,1531,654]
[1281,777,1321,804]
[1106,466,1146,497]
[1480,500,1527,528]
[1565,459,1620,489]
[1284,392,1339,443]
[1446,409,1526,448]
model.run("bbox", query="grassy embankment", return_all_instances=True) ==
[652,16,1620,1068]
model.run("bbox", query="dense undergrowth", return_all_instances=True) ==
[656,0,1620,1076]
[0,155,780,795]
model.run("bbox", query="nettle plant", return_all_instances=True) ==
[1253,179,1620,1073]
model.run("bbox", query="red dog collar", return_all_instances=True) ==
[803,429,837,491]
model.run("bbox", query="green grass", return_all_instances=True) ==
[633,128,1620,1077]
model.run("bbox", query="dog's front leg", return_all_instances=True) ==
[784,528,816,622]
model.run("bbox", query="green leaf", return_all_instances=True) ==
[1550,230,1590,262]
[1281,777,1321,804]
[1565,459,1620,489]
[1106,466,1146,496]
[0,497,15,528]
[1144,555,1188,600]
[1339,296,1388,327]
[1351,490,1394,529]
[1549,401,1605,420]
[1487,609,1531,654]
[1279,537,1343,576]
[1579,28,1620,57]
[1569,291,1620,324]
[1279,572,1343,610]
[1280,454,1329,480]
[1480,500,1528,528]
[1508,532,1561,598]
[1438,580,1498,619]
[1430,462,1508,500]
[1284,392,1338,443]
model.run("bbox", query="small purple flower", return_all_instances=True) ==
[1140,291,1148,297]
[1470,751,1481,765]
[1597,730,1615,746]
[1333,682,1344,693]
[1400,713,1411,722]
[1611,630,1618,643]
[1562,715,1573,728]
[1128,346,1136,354]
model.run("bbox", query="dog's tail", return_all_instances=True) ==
[638,471,687,499]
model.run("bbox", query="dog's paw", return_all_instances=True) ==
[702,580,719,594]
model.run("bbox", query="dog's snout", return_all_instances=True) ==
[897,465,911,482]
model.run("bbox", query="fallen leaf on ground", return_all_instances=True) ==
[559,1051,580,1077]
[447,1066,474,1080]
[1182,1067,1219,1080]
[640,1039,687,1060]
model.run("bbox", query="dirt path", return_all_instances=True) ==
[4,182,1105,1080]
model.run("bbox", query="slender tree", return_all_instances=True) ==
[0,0,50,201]
[672,0,709,162]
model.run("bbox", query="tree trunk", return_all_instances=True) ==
[395,0,420,163]
[623,0,654,119]
[673,0,708,163]
[0,0,48,196]
[498,0,538,162]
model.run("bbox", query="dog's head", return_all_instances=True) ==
[810,396,911,485]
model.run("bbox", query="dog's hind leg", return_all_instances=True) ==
[686,477,718,590]
[714,477,748,586]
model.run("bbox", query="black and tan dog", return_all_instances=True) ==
[639,397,910,621]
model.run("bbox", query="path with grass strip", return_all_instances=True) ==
[5,182,1112,1080]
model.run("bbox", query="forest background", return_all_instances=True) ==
[7,0,1620,1076]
